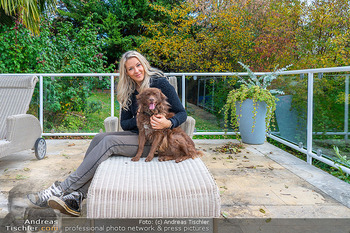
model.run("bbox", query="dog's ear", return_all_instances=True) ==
[136,91,144,100]
[159,90,167,102]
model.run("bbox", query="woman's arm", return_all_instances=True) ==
[120,109,137,132]
[120,93,138,132]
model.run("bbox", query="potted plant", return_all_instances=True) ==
[223,62,291,144]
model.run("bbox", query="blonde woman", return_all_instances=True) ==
[27,51,187,217]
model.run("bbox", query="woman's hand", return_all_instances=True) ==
[150,114,172,129]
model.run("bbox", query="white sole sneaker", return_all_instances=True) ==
[48,196,80,217]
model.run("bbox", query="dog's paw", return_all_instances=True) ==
[131,157,140,162]
[175,158,183,163]
[145,156,154,162]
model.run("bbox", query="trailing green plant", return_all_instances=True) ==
[333,146,350,168]
[224,85,277,133]
[223,62,291,134]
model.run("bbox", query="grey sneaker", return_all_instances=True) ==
[27,181,63,207]
[48,191,83,217]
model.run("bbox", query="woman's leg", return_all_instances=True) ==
[29,131,150,207]
[60,131,150,195]
[46,131,151,217]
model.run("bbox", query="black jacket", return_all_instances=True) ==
[120,76,187,133]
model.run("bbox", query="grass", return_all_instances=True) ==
[84,91,118,132]
[42,91,119,133]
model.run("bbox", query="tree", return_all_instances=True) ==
[0,0,57,35]
[246,0,303,71]
[297,0,350,68]
[139,0,255,72]
[0,18,110,132]
[55,0,182,66]
[0,18,109,73]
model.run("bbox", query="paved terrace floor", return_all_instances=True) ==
[1,139,350,219]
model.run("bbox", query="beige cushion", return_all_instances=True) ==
[87,156,221,218]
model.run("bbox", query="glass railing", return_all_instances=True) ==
[1,67,349,174]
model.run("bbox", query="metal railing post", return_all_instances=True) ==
[212,78,215,112]
[111,75,115,117]
[345,75,349,142]
[203,79,207,108]
[307,72,314,164]
[182,74,186,108]
[39,76,44,133]
[197,78,200,106]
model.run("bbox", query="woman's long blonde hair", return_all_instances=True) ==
[117,51,165,111]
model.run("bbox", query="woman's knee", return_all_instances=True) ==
[91,132,110,144]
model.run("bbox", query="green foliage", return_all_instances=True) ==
[247,0,302,71]
[210,78,238,115]
[0,23,41,73]
[224,85,277,133]
[57,0,182,65]
[0,18,109,73]
[268,138,350,184]
[237,62,292,95]
[333,146,350,168]
[297,0,350,68]
[0,0,57,35]
[285,74,348,136]
[0,18,111,132]
[140,0,254,72]
[314,146,350,183]
[37,19,109,73]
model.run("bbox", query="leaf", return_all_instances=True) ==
[222,212,229,218]
[16,174,28,180]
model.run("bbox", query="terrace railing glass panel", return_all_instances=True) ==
[1,67,349,174]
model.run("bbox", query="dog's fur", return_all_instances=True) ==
[131,88,202,163]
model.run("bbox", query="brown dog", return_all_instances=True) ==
[131,88,202,163]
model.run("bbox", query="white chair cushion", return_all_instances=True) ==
[87,156,221,218]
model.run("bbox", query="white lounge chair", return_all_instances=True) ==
[0,75,46,160]
[87,76,221,218]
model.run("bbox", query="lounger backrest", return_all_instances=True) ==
[0,75,38,139]
[167,76,178,94]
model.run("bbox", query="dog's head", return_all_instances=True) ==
[137,88,169,114]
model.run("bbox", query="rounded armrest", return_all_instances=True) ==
[180,116,196,139]
[6,114,41,146]
[104,116,120,132]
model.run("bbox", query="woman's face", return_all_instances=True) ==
[125,57,145,86]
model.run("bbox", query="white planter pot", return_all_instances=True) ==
[236,99,267,144]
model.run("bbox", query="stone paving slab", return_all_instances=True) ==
[196,139,350,218]
[0,139,350,219]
